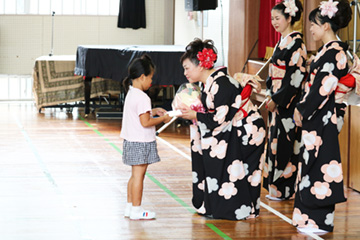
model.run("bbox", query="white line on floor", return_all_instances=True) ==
[156,136,324,240]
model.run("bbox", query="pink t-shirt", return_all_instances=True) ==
[120,86,156,142]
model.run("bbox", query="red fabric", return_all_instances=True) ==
[339,73,356,88]
[237,84,252,117]
[258,0,282,58]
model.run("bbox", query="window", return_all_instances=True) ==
[0,0,119,15]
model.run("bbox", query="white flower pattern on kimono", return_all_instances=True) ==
[292,208,309,227]
[285,186,291,198]
[319,74,338,97]
[213,121,233,136]
[231,95,242,109]
[302,130,323,158]
[192,171,198,183]
[321,160,343,183]
[310,181,332,200]
[321,62,335,74]
[228,160,249,182]
[201,136,217,150]
[248,126,266,146]
[235,205,252,220]
[299,175,311,191]
[206,177,219,194]
[209,140,228,159]
[322,111,332,126]
[303,149,310,165]
[325,212,335,226]
[218,182,238,199]
[273,168,284,182]
[281,118,295,133]
[196,202,206,214]
[247,170,262,187]
[290,69,304,88]
[197,121,210,137]
[213,105,229,124]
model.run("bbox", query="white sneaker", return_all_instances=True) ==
[124,204,131,218]
[130,208,156,220]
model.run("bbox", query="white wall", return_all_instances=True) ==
[174,0,229,67]
[0,0,170,75]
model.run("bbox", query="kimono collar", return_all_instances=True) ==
[280,31,302,44]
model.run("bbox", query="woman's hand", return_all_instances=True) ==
[266,97,277,112]
[179,107,197,121]
[293,108,303,127]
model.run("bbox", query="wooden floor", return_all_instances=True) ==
[1,102,360,240]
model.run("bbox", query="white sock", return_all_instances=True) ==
[131,206,141,212]
[125,202,132,209]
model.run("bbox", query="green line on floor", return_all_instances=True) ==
[79,115,232,240]
[206,224,233,240]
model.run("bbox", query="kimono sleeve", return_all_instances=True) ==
[197,76,242,132]
[297,49,342,120]
[272,39,307,108]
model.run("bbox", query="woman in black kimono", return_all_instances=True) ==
[179,39,266,220]
[263,0,307,201]
[292,0,352,233]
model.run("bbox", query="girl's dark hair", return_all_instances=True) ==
[122,54,155,92]
[309,0,352,32]
[180,38,218,68]
[272,0,303,25]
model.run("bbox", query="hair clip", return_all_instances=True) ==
[197,48,217,69]
[319,0,339,19]
[283,0,298,17]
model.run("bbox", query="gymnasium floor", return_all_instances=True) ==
[1,102,359,240]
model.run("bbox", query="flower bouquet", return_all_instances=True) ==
[171,83,205,115]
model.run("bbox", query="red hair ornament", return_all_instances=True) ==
[197,48,217,69]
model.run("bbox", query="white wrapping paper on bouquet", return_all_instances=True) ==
[167,83,205,117]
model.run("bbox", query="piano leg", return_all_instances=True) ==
[84,77,92,115]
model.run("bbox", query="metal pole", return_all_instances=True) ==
[49,11,55,56]
[353,1,358,54]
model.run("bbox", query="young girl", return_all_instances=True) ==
[292,0,352,233]
[263,0,307,201]
[180,39,266,220]
[120,54,171,220]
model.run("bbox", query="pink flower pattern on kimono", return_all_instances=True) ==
[213,121,232,136]
[218,182,238,199]
[249,126,266,146]
[330,112,337,125]
[213,105,229,124]
[321,160,343,183]
[269,184,282,198]
[247,170,262,187]
[209,140,228,159]
[336,51,347,70]
[228,160,248,182]
[196,202,206,214]
[282,162,297,179]
[201,136,217,150]
[259,153,265,170]
[190,125,202,154]
[271,138,278,155]
[302,130,323,158]
[292,208,309,227]
[310,181,332,200]
[198,180,205,191]
[319,74,338,97]
[263,162,269,178]
[231,95,242,109]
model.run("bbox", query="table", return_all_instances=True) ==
[74,45,187,114]
[32,55,121,111]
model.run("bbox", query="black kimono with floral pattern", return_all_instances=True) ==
[263,32,307,200]
[292,41,349,232]
[191,67,266,220]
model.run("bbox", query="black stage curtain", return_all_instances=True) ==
[117,0,146,29]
